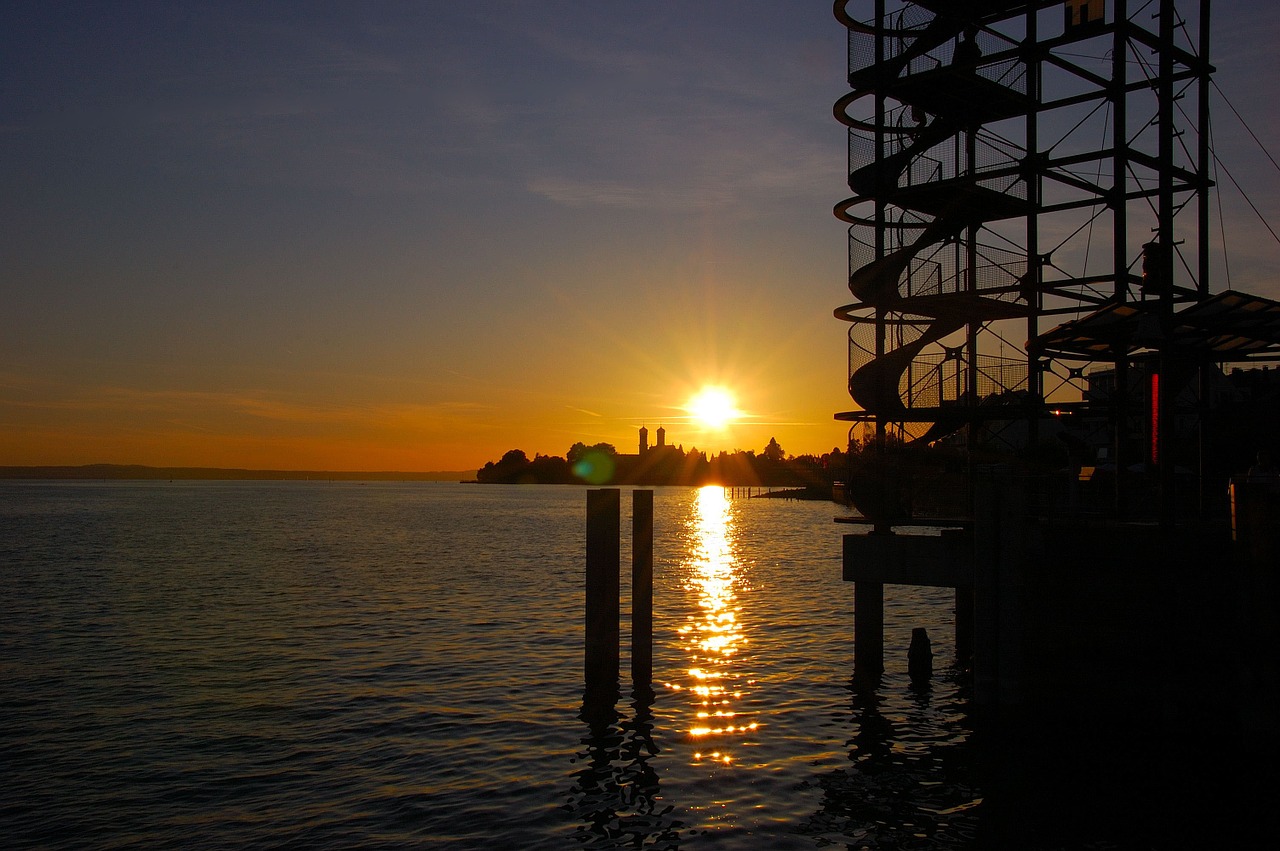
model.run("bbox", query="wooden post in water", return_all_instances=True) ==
[908,626,933,682]
[632,489,654,687]
[585,488,620,694]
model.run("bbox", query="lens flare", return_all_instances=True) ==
[571,450,615,485]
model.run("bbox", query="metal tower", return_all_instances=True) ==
[833,0,1232,523]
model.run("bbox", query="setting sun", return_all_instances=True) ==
[686,387,742,430]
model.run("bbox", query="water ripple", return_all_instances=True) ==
[3,482,975,849]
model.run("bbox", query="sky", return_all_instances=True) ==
[2,1,1277,473]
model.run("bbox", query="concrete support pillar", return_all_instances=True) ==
[854,579,885,682]
[973,470,1027,709]
[955,585,974,664]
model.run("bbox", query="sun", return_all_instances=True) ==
[686,386,742,430]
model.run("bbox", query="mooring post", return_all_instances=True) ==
[585,488,620,694]
[908,626,933,682]
[631,489,654,687]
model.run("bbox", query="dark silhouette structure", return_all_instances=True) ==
[479,429,847,491]
[832,5,1280,843]
[833,0,1280,528]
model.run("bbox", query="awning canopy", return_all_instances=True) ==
[1030,290,1280,361]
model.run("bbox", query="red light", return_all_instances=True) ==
[1150,373,1160,465]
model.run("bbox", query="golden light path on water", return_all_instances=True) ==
[671,485,759,766]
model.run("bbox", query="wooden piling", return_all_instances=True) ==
[631,489,653,687]
[585,488,620,693]
[908,626,933,682]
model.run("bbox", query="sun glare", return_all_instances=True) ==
[687,386,741,430]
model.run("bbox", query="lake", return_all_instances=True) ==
[1,481,974,849]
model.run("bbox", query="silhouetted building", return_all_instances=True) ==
[614,426,702,485]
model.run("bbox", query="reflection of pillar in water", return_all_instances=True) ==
[571,688,624,842]
[848,685,894,765]
[568,685,684,849]
[802,679,980,847]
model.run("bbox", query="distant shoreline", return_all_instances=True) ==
[0,464,474,482]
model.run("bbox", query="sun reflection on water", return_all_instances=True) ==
[670,485,759,766]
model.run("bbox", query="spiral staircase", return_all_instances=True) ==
[833,1,1046,452]
[831,1,1249,524]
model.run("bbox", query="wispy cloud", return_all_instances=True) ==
[0,382,497,433]
[527,179,654,209]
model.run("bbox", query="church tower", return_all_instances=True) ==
[656,426,666,449]
[639,425,649,455]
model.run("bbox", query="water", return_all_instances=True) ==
[1,482,974,849]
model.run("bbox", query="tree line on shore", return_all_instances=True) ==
[475,438,848,493]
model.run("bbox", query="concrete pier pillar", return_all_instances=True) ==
[854,579,885,681]
[955,586,974,664]
[973,476,1000,706]
[973,470,1027,708]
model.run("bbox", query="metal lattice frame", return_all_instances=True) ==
[833,1,1214,475]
